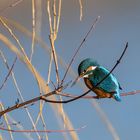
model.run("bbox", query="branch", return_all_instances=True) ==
[49,35,60,85]
[0,57,17,90]
[0,125,86,133]
[79,0,83,21]
[30,0,36,61]
[0,90,57,117]
[121,90,140,96]
[60,16,100,86]
[52,89,140,99]
[0,0,23,14]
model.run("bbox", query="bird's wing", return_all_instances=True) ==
[112,73,122,90]
[89,66,120,93]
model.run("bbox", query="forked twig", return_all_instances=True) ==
[47,0,60,86]
[49,35,60,85]
[60,16,100,86]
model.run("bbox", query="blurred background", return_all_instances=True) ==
[0,0,140,140]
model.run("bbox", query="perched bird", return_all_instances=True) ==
[77,58,122,101]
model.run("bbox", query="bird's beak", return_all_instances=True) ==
[71,76,81,87]
[71,66,97,87]
[71,72,88,87]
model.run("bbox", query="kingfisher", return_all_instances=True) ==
[76,58,122,101]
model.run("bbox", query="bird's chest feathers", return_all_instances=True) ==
[84,78,112,98]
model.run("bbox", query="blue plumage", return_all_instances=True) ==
[78,58,122,101]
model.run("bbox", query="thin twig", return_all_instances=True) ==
[47,0,53,34]
[0,125,86,133]
[60,16,100,86]
[47,0,60,86]
[121,90,140,96]
[56,0,62,33]
[0,0,23,14]
[0,17,30,62]
[79,0,83,21]
[53,0,57,33]
[30,0,36,61]
[7,115,34,140]
[49,35,60,85]
[0,57,17,90]
[55,89,140,99]
[0,103,14,140]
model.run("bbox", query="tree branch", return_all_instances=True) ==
[0,57,17,91]
[60,16,100,86]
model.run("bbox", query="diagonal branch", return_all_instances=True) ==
[30,0,36,61]
[60,16,100,86]
[0,90,56,117]
[79,0,83,21]
[0,0,23,14]
[0,57,17,91]
[49,35,60,85]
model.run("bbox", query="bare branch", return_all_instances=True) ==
[60,16,100,86]
[79,0,83,21]
[53,89,140,99]
[0,57,17,91]
[121,90,140,96]
[30,0,36,61]
[47,0,60,86]
[0,0,23,14]
[49,35,60,85]
[0,125,86,133]
[0,90,56,117]
[0,103,14,140]
[56,0,62,33]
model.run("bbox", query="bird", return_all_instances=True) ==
[77,58,122,101]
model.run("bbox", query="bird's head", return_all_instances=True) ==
[71,58,99,87]
[78,58,99,78]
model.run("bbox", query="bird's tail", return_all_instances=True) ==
[113,93,121,102]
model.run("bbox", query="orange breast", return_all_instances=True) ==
[84,78,112,98]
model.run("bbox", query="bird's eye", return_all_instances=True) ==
[83,69,86,73]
